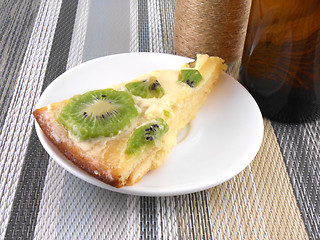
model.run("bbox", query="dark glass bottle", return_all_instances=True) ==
[239,0,320,123]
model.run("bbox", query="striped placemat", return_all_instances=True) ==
[0,0,318,239]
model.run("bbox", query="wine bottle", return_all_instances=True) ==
[239,0,320,123]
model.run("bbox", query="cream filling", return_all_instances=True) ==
[48,69,185,161]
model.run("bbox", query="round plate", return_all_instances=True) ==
[35,52,264,196]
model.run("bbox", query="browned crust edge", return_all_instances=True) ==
[33,107,124,188]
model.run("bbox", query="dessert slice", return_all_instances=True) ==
[33,54,226,187]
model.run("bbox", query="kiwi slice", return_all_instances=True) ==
[125,118,169,155]
[59,89,139,140]
[180,69,203,88]
[125,76,165,98]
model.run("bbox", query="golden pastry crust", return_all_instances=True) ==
[34,103,124,187]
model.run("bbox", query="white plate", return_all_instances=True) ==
[35,52,264,196]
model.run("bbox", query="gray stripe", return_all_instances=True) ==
[140,197,158,240]
[0,0,41,131]
[4,128,50,239]
[272,120,320,240]
[175,194,208,239]
[138,0,149,52]
[201,191,213,239]
[4,0,79,238]
[188,194,197,239]
[137,1,157,239]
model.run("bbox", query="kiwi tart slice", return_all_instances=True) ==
[125,118,169,155]
[33,54,226,187]
[59,89,139,140]
[125,76,165,98]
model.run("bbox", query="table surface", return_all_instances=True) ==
[0,1,319,239]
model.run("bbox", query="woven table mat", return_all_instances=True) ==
[0,0,318,239]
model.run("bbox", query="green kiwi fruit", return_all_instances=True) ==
[180,69,203,88]
[125,118,169,155]
[125,76,165,98]
[59,89,139,140]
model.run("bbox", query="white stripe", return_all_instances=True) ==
[156,198,163,239]
[240,171,259,239]
[55,175,140,239]
[230,178,244,240]
[206,189,222,240]
[148,0,163,53]
[157,197,178,240]
[33,1,89,239]
[174,196,189,239]
[0,0,62,237]
[127,196,140,240]
[187,195,198,239]
[224,182,241,240]
[248,165,269,239]
[33,162,65,240]
[129,0,139,52]
[219,183,231,239]
[147,0,175,54]
[204,191,215,239]
[164,0,175,54]
[198,192,210,239]
[158,0,175,54]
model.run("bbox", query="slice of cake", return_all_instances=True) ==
[33,54,226,187]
